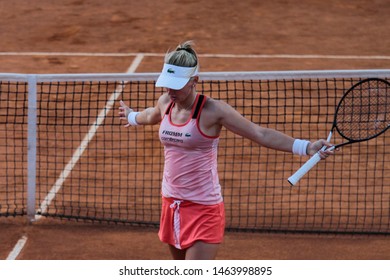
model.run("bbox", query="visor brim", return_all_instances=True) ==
[155,75,190,90]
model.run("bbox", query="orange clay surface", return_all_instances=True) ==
[0,0,389,259]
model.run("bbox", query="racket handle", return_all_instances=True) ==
[288,152,322,186]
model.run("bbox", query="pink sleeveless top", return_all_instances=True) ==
[159,94,222,205]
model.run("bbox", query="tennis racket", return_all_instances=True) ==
[288,78,390,186]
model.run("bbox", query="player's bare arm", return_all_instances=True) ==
[200,98,294,152]
[119,94,170,126]
[201,98,332,155]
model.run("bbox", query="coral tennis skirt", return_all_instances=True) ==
[158,196,225,250]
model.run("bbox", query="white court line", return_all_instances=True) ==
[6,235,28,260]
[34,53,144,220]
[0,51,389,60]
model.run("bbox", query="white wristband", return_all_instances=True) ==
[292,139,311,156]
[127,112,140,126]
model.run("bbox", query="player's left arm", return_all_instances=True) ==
[208,99,332,156]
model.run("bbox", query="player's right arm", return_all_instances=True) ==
[119,94,169,127]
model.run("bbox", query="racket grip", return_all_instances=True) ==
[288,152,322,186]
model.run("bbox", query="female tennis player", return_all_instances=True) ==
[118,41,334,260]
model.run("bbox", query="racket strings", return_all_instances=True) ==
[336,80,389,141]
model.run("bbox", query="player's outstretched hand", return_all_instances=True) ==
[307,140,335,159]
[118,100,133,128]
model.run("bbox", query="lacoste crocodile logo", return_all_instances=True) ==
[167,68,175,74]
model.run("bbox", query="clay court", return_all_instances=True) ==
[0,0,389,260]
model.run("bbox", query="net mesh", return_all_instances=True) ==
[1,72,389,233]
[0,81,28,217]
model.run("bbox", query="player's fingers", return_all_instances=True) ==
[321,139,333,147]
[318,150,328,159]
[118,108,126,115]
[319,147,335,159]
[119,100,128,110]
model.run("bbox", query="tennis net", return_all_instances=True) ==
[0,70,389,234]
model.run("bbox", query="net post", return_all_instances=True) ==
[27,75,37,223]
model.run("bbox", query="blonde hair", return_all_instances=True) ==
[164,40,198,68]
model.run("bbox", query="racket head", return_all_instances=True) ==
[333,78,390,146]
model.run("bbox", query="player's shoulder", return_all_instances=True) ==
[202,96,235,121]
[158,93,170,102]
[157,93,172,107]
[204,96,233,112]
[156,93,172,115]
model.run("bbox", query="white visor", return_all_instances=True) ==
[155,63,198,90]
